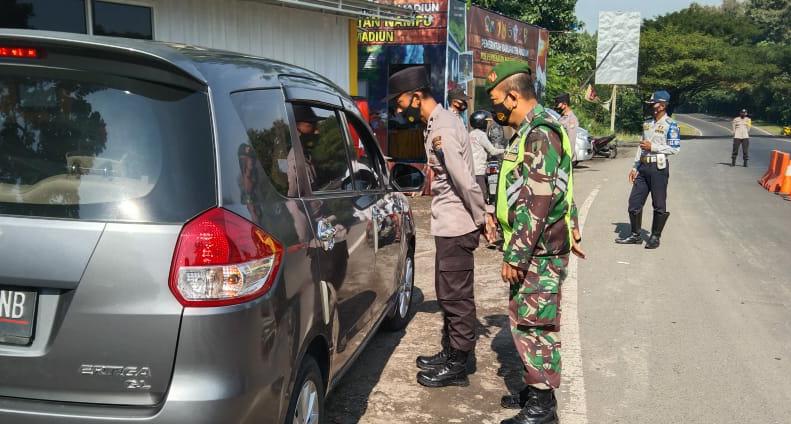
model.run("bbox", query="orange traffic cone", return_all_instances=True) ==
[778,161,791,195]
[759,150,780,187]
[767,153,790,192]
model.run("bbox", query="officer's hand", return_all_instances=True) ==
[640,140,652,151]
[484,213,498,243]
[628,169,638,184]
[501,262,524,285]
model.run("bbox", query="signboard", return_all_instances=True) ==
[357,0,449,45]
[467,7,544,79]
[595,11,641,85]
[445,0,468,103]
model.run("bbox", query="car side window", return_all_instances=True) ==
[230,89,296,197]
[292,104,352,193]
[344,113,384,191]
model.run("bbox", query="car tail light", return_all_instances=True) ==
[0,47,40,58]
[169,208,283,307]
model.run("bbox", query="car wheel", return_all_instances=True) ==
[382,250,415,331]
[286,356,324,424]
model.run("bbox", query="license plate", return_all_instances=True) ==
[487,174,498,184]
[0,287,38,345]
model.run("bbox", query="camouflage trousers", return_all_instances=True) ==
[508,255,568,389]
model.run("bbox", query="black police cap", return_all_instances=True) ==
[386,66,429,102]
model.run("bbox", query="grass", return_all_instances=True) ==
[751,120,785,136]
[677,122,700,137]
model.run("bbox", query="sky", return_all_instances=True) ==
[576,0,723,32]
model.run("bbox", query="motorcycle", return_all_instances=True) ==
[783,126,791,137]
[572,127,618,167]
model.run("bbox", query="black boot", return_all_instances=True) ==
[416,348,470,388]
[501,387,531,409]
[501,387,558,424]
[744,160,748,167]
[645,211,670,249]
[615,211,642,244]
[416,334,449,370]
[731,157,736,167]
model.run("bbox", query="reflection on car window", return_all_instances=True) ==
[231,90,295,197]
[293,105,352,193]
[345,114,383,191]
[0,69,215,222]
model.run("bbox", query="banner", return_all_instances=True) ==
[467,7,545,79]
[357,0,449,45]
[595,11,641,85]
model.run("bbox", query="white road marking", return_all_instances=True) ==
[560,185,600,424]
[680,114,733,135]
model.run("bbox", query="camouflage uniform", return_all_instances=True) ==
[499,105,577,389]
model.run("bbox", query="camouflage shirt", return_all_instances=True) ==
[501,106,578,269]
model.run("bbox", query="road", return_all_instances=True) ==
[326,114,791,423]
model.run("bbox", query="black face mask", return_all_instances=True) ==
[301,133,319,152]
[455,101,468,112]
[403,105,421,125]
[491,99,513,126]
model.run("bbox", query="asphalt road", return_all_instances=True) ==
[579,113,791,423]
[325,113,791,423]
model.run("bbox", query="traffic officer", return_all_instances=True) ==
[483,61,584,424]
[386,66,486,388]
[615,90,680,249]
[732,108,751,167]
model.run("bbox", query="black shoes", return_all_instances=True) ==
[416,348,470,388]
[731,158,736,167]
[501,387,558,424]
[744,160,748,167]
[645,211,670,250]
[615,211,643,244]
[416,347,449,370]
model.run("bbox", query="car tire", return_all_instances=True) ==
[382,249,415,331]
[285,356,325,424]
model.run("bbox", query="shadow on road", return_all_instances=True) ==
[484,314,524,395]
[326,286,427,424]
[613,222,650,239]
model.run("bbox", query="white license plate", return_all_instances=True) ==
[487,174,498,184]
[0,288,38,345]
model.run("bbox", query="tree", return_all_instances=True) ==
[747,0,791,44]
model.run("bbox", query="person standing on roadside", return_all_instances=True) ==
[732,108,751,167]
[386,66,486,388]
[469,110,505,204]
[615,90,680,249]
[482,61,585,424]
[554,93,579,148]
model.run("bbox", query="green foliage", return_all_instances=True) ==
[640,2,791,124]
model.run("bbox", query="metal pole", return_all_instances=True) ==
[610,85,617,134]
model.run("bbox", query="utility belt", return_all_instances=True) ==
[639,154,668,169]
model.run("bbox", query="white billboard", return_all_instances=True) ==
[595,11,641,85]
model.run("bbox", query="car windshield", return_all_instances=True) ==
[0,67,215,223]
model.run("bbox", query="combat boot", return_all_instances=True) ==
[416,348,470,387]
[501,386,559,411]
[731,157,736,167]
[500,387,558,424]
[615,211,642,244]
[744,160,748,167]
[645,211,670,249]
[416,335,449,370]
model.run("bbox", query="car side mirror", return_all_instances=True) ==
[390,163,425,193]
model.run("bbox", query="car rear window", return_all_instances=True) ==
[0,67,215,223]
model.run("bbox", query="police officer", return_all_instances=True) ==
[554,93,579,147]
[448,86,471,117]
[615,90,680,249]
[386,66,486,388]
[732,108,751,167]
[482,61,584,424]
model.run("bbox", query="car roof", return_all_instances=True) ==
[0,29,347,96]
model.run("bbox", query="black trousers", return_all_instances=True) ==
[732,138,749,161]
[628,162,669,215]
[435,229,480,352]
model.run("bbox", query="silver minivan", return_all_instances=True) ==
[0,29,424,423]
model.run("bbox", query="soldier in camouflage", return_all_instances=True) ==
[483,61,585,424]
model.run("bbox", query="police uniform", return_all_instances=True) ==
[386,66,486,387]
[485,62,578,423]
[618,90,680,249]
